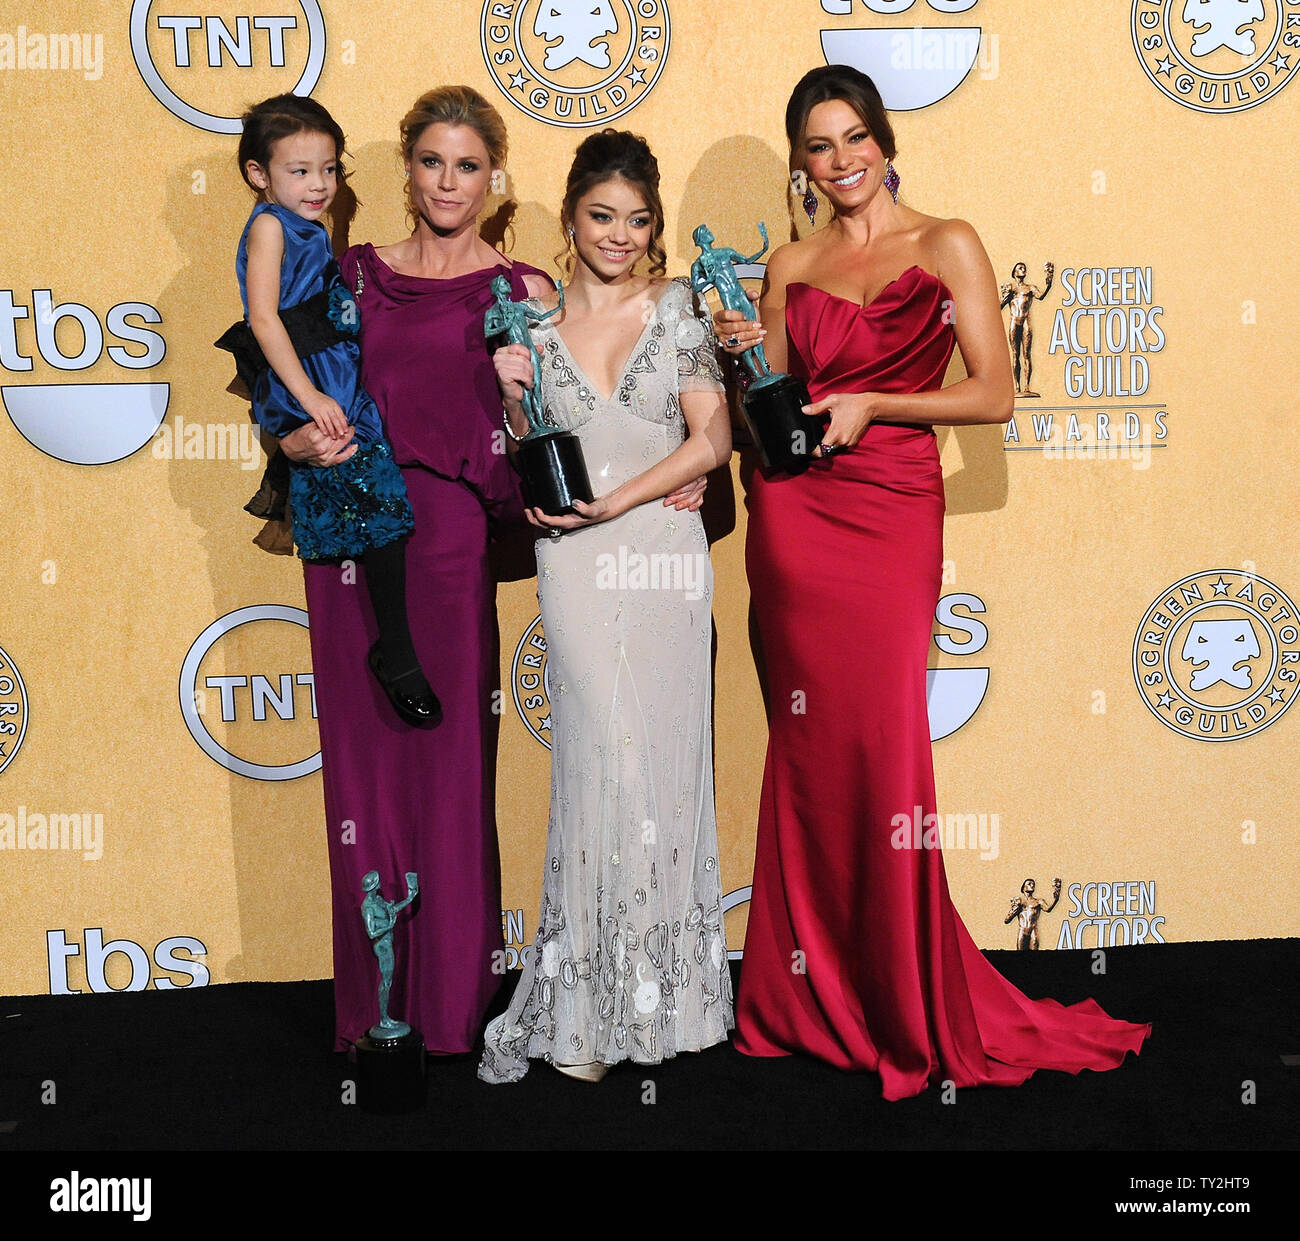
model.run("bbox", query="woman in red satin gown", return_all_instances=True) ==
[717,66,1150,1100]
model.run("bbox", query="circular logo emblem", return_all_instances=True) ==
[481,0,670,128]
[1133,570,1298,741]
[0,643,30,776]
[130,0,327,134]
[179,605,320,780]
[511,615,553,748]
[1132,1,1299,113]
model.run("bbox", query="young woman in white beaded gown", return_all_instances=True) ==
[478,130,734,1083]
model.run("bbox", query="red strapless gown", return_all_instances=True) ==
[736,266,1150,1099]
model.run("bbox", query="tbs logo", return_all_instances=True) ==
[130,1,327,133]
[1,289,167,466]
[819,0,992,111]
[928,591,989,740]
[47,928,209,993]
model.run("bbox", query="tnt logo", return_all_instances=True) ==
[179,604,320,780]
[1,289,168,465]
[129,1,327,134]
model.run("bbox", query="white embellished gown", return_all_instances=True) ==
[479,277,735,1081]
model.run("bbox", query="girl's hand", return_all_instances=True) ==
[493,343,539,406]
[803,392,880,456]
[713,308,765,356]
[525,496,613,532]
[663,475,707,512]
[301,390,349,439]
[280,421,357,467]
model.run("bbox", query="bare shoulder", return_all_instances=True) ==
[247,210,284,243]
[924,217,992,280]
[763,239,808,288]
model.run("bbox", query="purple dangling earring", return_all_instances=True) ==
[791,169,817,226]
[884,159,900,204]
[803,183,818,225]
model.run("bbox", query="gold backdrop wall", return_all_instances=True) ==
[1,0,1296,996]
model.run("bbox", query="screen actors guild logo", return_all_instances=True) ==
[0,642,28,776]
[1056,881,1166,948]
[512,616,553,747]
[1133,569,1298,741]
[481,0,670,128]
[1001,263,1170,459]
[1132,0,1300,113]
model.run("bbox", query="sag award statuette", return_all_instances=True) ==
[485,273,593,515]
[355,870,425,1113]
[690,223,819,474]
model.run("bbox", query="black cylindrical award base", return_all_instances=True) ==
[355,1029,427,1114]
[517,431,593,516]
[742,373,819,474]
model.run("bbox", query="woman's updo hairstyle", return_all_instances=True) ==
[559,128,667,276]
[784,64,896,167]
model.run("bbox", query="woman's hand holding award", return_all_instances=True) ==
[485,274,594,515]
[690,223,821,474]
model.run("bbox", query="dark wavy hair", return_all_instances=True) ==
[559,128,666,276]
[237,94,347,190]
[784,64,897,168]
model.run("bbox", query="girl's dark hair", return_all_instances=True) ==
[237,94,346,189]
[784,64,896,167]
[559,129,666,276]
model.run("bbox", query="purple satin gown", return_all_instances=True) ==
[305,245,545,1052]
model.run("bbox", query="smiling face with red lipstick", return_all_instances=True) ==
[799,98,892,217]
[242,128,341,222]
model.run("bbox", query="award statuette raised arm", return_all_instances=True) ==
[355,870,426,1113]
[485,274,594,516]
[690,222,821,475]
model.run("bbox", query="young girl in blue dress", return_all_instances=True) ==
[220,94,439,728]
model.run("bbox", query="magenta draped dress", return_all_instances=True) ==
[305,245,546,1052]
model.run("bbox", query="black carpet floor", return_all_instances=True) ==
[2,939,1296,1155]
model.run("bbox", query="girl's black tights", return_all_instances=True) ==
[361,540,429,697]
